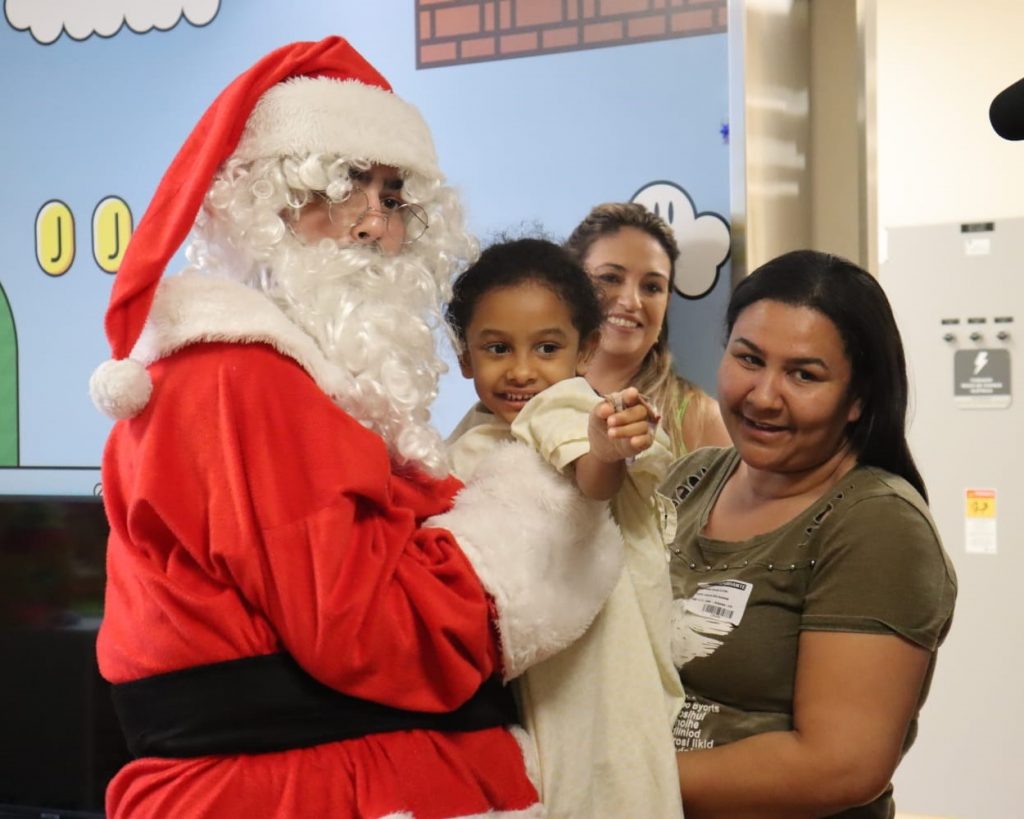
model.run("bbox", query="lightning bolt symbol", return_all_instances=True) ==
[973,351,989,375]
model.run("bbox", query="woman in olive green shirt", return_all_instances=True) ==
[663,250,956,818]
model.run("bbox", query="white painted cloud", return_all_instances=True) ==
[5,0,219,44]
[632,181,731,299]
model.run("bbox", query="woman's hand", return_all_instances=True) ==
[588,386,659,464]
[677,630,931,818]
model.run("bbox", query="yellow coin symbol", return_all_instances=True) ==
[36,200,75,276]
[93,196,133,273]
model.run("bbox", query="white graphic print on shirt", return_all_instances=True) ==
[670,580,753,667]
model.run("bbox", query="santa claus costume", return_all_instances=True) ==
[90,38,623,818]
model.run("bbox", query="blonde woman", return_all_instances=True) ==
[566,202,729,457]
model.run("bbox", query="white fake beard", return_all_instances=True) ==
[260,236,449,475]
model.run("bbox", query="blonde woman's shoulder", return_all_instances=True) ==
[681,388,731,453]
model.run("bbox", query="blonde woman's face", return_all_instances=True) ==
[583,227,671,365]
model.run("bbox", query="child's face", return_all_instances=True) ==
[460,282,593,424]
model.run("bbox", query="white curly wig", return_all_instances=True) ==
[183,152,477,475]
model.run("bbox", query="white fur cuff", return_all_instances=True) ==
[427,441,623,680]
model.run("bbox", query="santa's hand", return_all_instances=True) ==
[590,387,658,462]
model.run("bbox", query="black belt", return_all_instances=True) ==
[111,652,518,758]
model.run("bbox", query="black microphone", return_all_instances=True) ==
[990,76,1024,140]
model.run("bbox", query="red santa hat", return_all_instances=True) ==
[90,36,441,420]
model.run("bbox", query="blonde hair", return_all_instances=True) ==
[565,202,702,457]
[632,349,700,460]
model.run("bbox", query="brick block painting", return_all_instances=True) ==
[417,0,727,68]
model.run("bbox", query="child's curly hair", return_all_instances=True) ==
[446,237,604,350]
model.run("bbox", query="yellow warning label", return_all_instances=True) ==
[966,488,996,518]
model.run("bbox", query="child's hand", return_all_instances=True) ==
[588,387,659,464]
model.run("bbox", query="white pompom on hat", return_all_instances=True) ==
[90,36,441,419]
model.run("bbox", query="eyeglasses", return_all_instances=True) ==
[291,188,429,245]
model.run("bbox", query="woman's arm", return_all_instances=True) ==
[678,630,931,819]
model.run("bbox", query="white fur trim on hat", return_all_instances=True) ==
[425,441,624,681]
[89,358,153,420]
[235,77,441,181]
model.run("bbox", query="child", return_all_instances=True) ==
[445,238,685,819]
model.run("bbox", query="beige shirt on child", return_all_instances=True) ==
[447,377,684,819]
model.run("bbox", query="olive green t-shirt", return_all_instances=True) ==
[661,447,957,819]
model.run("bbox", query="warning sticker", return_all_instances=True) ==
[965,488,997,554]
[954,349,1011,409]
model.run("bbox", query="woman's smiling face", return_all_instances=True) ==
[583,227,671,366]
[717,299,863,476]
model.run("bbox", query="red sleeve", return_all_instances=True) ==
[100,342,498,711]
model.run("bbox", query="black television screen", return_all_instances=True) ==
[0,496,130,818]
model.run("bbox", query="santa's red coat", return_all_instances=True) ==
[94,275,623,818]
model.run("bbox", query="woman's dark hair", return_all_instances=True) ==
[446,237,604,347]
[726,249,928,501]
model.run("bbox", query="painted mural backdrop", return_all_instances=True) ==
[0,0,730,496]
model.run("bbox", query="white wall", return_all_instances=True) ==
[875,0,1024,238]
[873,2,1024,817]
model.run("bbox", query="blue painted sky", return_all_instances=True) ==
[0,0,729,494]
